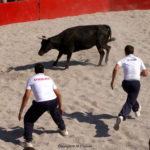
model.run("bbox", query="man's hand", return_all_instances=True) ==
[111,81,114,90]
[54,89,64,115]
[141,69,148,77]
[18,111,22,121]
[18,89,31,121]
[59,106,64,115]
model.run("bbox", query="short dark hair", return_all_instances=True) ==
[125,45,134,55]
[34,63,44,73]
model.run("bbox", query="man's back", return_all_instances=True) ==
[117,54,146,80]
[26,73,57,102]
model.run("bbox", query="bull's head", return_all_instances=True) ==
[38,36,52,56]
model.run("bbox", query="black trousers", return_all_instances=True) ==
[119,80,141,120]
[24,98,66,142]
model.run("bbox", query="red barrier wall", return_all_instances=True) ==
[1,0,150,26]
[0,0,39,26]
[40,0,110,19]
[111,0,150,11]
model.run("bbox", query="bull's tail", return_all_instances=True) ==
[104,25,116,42]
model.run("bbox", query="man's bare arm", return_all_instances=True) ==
[18,89,31,121]
[54,89,64,115]
[111,64,120,90]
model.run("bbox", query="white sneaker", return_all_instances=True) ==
[114,116,123,131]
[59,129,69,136]
[135,105,141,117]
[24,141,33,148]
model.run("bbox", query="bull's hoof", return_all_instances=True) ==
[97,63,102,66]
[97,64,104,67]
[53,62,57,66]
[105,60,108,64]
[23,147,35,150]
[65,66,69,69]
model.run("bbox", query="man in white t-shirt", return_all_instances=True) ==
[111,45,148,130]
[18,63,68,148]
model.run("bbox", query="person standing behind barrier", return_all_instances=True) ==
[110,45,148,130]
[18,63,68,148]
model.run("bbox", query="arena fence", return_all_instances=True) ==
[0,0,150,26]
[111,0,150,11]
[0,0,39,25]
[39,0,110,20]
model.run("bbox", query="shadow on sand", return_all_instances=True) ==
[0,126,58,146]
[64,112,116,138]
[7,60,96,72]
[0,113,133,146]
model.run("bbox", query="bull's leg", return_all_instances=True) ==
[65,53,72,69]
[97,47,105,66]
[105,45,111,64]
[53,52,63,66]
[99,50,105,66]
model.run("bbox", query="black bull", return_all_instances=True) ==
[38,25,115,69]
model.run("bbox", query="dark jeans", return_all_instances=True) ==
[24,98,66,142]
[119,80,141,120]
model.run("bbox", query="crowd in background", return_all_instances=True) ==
[0,0,23,3]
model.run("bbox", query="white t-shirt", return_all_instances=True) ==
[26,73,57,102]
[117,54,146,81]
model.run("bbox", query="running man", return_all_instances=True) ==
[111,45,148,130]
[18,63,68,148]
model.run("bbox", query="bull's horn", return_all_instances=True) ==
[42,36,47,39]
[38,36,47,40]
